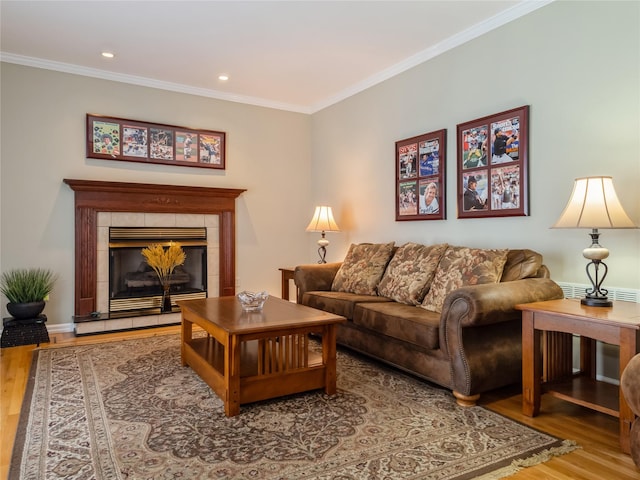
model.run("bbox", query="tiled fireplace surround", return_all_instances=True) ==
[89,212,217,334]
[64,179,245,335]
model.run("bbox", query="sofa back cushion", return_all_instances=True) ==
[421,246,508,313]
[377,242,448,305]
[500,249,543,282]
[331,242,395,295]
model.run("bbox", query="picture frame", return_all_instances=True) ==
[456,105,529,218]
[395,129,446,221]
[87,114,225,170]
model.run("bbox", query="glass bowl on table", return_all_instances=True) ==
[236,291,269,312]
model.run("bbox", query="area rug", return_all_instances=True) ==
[11,334,576,479]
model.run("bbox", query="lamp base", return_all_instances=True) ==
[580,296,612,308]
[581,231,612,308]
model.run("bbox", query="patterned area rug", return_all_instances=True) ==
[12,334,576,479]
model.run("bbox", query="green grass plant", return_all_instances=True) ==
[0,268,57,304]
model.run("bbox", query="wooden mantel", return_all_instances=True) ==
[64,179,246,317]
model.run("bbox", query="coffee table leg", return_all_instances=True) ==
[181,317,192,367]
[522,311,541,417]
[224,334,241,416]
[322,325,338,395]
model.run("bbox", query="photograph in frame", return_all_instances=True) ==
[398,180,418,217]
[456,106,528,218]
[461,125,488,170]
[398,143,418,179]
[150,128,174,160]
[175,131,197,162]
[199,134,223,165]
[122,125,148,158]
[419,179,441,215]
[91,120,120,156]
[462,170,489,212]
[491,165,521,210]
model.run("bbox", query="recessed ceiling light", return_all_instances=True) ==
[218,75,229,81]
[101,52,115,59]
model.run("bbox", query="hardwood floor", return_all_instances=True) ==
[2,327,638,479]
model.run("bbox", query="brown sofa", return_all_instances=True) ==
[294,243,564,406]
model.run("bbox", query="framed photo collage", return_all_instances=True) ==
[87,114,225,170]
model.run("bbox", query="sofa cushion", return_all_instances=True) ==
[353,302,440,350]
[500,249,543,282]
[421,246,508,313]
[302,291,392,320]
[331,242,395,295]
[377,242,448,305]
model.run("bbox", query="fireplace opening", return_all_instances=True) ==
[109,227,208,317]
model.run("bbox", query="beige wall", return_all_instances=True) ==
[311,1,640,289]
[1,1,639,330]
[0,64,312,326]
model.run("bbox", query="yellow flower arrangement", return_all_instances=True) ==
[141,242,186,286]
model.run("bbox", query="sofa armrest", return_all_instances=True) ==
[440,277,564,397]
[441,277,564,329]
[294,262,342,303]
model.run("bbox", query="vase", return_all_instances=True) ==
[161,285,172,313]
[7,301,46,320]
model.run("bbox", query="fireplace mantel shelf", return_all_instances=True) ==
[64,179,246,318]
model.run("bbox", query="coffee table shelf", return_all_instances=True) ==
[184,336,324,379]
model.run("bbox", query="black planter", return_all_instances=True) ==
[6,301,46,320]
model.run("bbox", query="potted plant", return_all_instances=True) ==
[0,268,57,320]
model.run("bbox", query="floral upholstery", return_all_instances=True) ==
[331,242,395,295]
[377,243,448,305]
[421,246,508,313]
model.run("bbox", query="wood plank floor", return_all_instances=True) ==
[1,326,638,479]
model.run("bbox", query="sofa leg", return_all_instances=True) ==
[453,391,480,407]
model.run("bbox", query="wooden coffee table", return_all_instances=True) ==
[176,296,345,416]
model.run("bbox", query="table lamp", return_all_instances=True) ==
[552,176,637,307]
[305,206,340,264]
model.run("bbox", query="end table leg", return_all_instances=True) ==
[522,311,541,417]
[618,329,638,454]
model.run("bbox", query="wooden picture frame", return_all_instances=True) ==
[395,129,446,221]
[456,105,529,218]
[87,114,225,170]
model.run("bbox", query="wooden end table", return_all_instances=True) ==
[279,267,296,301]
[177,296,345,416]
[517,298,640,454]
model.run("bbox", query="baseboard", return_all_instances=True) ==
[46,323,76,334]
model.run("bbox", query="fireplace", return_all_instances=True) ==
[64,179,245,335]
[108,227,208,317]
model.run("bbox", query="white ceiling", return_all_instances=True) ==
[0,1,551,113]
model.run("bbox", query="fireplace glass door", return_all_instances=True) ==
[109,227,208,316]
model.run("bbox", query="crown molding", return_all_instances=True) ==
[1,1,553,115]
[309,0,554,113]
[0,52,313,114]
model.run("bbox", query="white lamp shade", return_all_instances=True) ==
[305,206,340,232]
[552,176,637,229]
